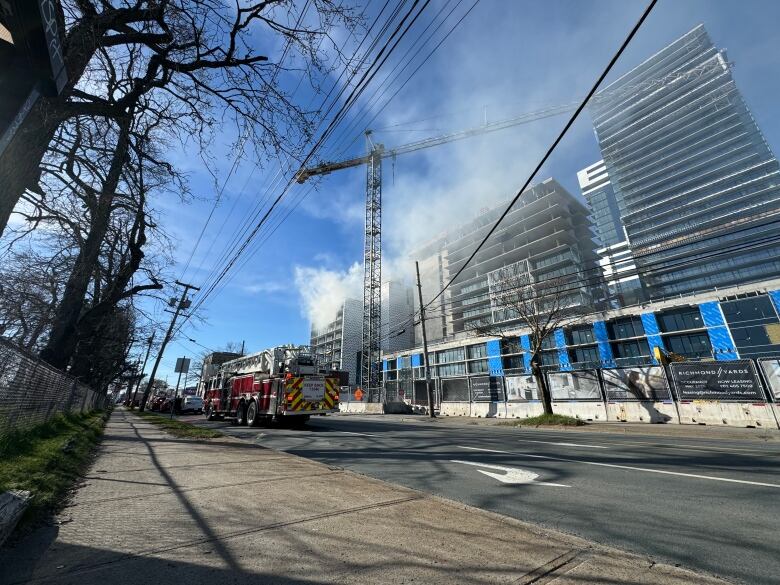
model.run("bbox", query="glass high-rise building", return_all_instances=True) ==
[577,160,624,248]
[578,160,641,306]
[590,24,780,299]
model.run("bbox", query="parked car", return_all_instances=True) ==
[180,396,203,414]
[149,395,166,411]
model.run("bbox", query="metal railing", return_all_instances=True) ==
[0,339,107,440]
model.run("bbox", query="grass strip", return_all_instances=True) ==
[498,413,586,427]
[0,410,108,531]
[131,410,223,439]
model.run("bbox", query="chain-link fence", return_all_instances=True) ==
[0,339,107,440]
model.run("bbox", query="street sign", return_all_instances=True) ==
[174,357,190,374]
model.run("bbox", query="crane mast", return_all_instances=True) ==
[363,143,383,394]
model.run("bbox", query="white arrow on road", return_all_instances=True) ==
[450,460,570,487]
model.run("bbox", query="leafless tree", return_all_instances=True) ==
[0,0,362,236]
[470,268,592,414]
[0,249,71,351]
[3,93,177,375]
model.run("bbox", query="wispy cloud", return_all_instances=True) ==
[241,280,287,295]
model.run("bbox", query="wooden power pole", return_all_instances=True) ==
[139,280,200,411]
[415,261,435,419]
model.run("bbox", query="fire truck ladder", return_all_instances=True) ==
[294,56,731,396]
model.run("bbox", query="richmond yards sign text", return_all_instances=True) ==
[669,360,765,401]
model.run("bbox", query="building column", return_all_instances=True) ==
[640,312,665,365]
[554,328,572,371]
[698,301,739,360]
[593,321,616,368]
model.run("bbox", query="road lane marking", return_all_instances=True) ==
[519,439,608,449]
[338,431,376,437]
[460,446,511,453]
[450,460,570,487]
[456,446,780,488]
[516,430,780,456]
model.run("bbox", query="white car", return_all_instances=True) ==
[180,396,204,414]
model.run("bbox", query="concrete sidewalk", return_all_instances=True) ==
[1,409,729,585]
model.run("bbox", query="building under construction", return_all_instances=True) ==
[309,298,362,385]
[590,24,780,300]
[411,178,601,344]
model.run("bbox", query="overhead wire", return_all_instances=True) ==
[423,0,659,311]
[330,0,482,158]
[177,0,314,283]
[184,0,401,312]
[195,0,484,301]
[323,0,465,157]
[178,0,438,333]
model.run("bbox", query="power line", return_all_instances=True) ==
[325,0,467,156]
[179,1,438,327]
[331,0,482,158]
[194,0,484,328]
[425,231,780,322]
[177,1,314,282]
[184,1,406,298]
[424,0,658,310]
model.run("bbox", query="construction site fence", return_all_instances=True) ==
[382,359,780,428]
[0,338,108,441]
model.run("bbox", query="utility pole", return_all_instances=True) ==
[240,340,245,356]
[130,332,155,408]
[415,261,435,419]
[139,280,200,411]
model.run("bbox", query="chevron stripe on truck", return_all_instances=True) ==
[285,376,339,412]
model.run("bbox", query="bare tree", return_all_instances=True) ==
[0,249,71,351]
[4,93,176,373]
[0,0,361,237]
[470,267,592,415]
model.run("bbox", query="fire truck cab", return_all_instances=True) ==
[202,346,341,427]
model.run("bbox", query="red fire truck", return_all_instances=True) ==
[201,346,342,427]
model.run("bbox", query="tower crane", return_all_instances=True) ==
[295,54,731,394]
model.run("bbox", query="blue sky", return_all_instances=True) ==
[147,0,780,383]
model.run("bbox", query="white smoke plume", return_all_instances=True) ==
[293,262,363,330]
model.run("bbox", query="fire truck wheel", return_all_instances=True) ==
[246,401,259,427]
[205,404,215,421]
[235,402,247,426]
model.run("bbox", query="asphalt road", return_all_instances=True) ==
[178,413,780,584]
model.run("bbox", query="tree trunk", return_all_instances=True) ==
[532,359,554,415]
[0,13,106,237]
[0,101,60,238]
[39,117,132,370]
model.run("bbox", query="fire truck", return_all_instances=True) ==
[201,345,342,427]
